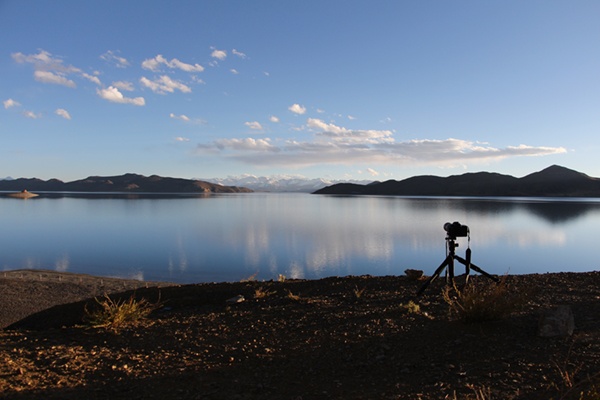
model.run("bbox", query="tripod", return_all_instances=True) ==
[417,233,498,296]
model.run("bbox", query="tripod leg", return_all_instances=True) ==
[454,255,499,283]
[447,254,455,285]
[469,263,499,283]
[417,256,451,296]
[465,248,471,285]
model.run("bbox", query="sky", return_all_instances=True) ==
[1,1,599,182]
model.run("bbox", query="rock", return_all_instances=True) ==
[405,269,424,280]
[226,295,245,304]
[538,305,575,337]
[7,189,39,199]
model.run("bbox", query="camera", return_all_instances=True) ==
[444,221,469,238]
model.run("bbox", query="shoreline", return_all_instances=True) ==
[1,268,173,285]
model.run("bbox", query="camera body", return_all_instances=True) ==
[444,221,469,238]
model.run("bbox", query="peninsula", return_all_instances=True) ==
[313,165,600,197]
[0,173,252,194]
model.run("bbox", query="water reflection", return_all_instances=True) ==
[1,194,599,283]
[399,196,600,223]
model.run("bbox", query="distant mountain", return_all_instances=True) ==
[205,175,374,192]
[0,173,253,193]
[313,165,600,197]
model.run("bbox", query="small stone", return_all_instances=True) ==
[226,295,245,304]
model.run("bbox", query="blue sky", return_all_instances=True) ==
[1,1,599,182]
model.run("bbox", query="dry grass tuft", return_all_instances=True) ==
[450,385,493,400]
[549,348,600,400]
[254,286,277,299]
[84,293,160,331]
[240,272,258,282]
[286,289,300,301]
[442,276,524,323]
[466,384,493,400]
[400,300,421,314]
[353,286,366,299]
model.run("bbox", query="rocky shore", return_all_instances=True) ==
[1,269,599,399]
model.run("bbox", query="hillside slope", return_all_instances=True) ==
[0,173,253,194]
[314,165,600,197]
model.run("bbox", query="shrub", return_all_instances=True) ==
[442,277,523,323]
[84,293,160,331]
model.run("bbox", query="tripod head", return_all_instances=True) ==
[443,221,469,240]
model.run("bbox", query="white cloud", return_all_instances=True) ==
[232,49,247,59]
[112,81,134,91]
[81,72,101,86]
[3,98,21,109]
[196,117,567,169]
[348,115,356,120]
[288,103,306,115]
[97,86,145,106]
[12,51,45,64]
[23,110,41,119]
[269,115,280,123]
[142,54,204,72]
[230,69,239,74]
[141,56,163,71]
[245,121,263,130]
[169,58,204,72]
[366,168,379,177]
[170,113,190,122]
[175,137,190,142]
[213,138,276,152]
[307,118,394,144]
[55,108,71,120]
[12,50,78,73]
[211,49,227,60]
[100,50,130,68]
[34,70,76,88]
[140,76,191,94]
[13,49,102,89]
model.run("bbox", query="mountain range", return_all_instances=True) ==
[0,173,252,194]
[2,166,598,197]
[313,165,600,197]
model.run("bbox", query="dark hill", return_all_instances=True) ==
[313,165,600,197]
[0,173,252,194]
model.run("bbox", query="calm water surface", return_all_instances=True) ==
[1,193,599,283]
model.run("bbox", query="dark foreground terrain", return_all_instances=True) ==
[1,270,599,399]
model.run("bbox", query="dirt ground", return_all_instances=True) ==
[1,269,599,399]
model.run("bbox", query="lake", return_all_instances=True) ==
[1,193,599,283]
